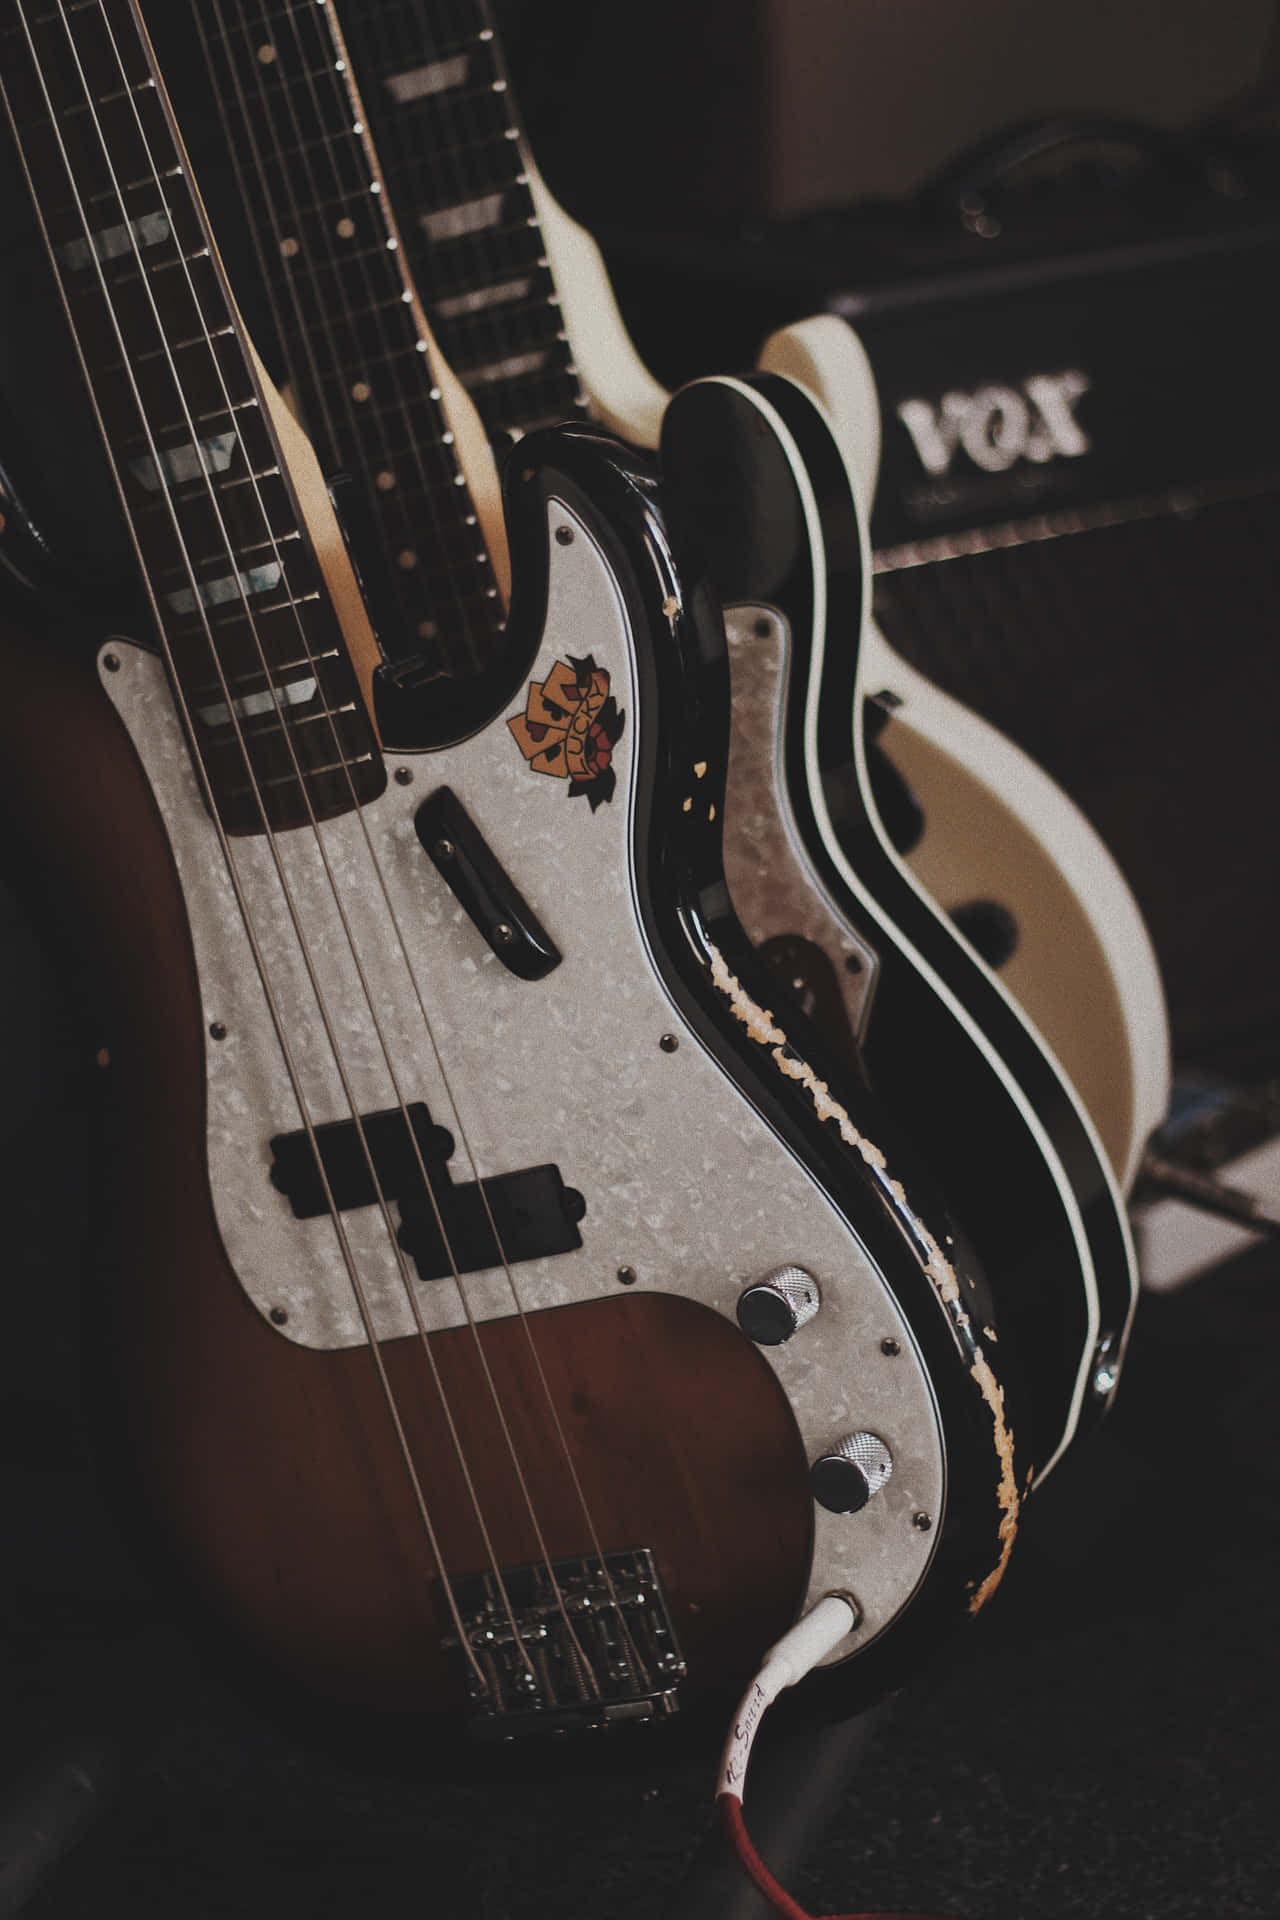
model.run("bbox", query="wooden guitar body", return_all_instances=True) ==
[0,0,1122,1745]
[0,424,1019,1738]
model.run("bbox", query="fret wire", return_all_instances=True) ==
[206,0,498,675]
[281,0,506,670]
[385,4,514,318]
[197,0,503,677]
[343,0,585,443]
[298,0,507,668]
[259,119,519,176]
[203,0,408,547]
[0,13,371,838]
[422,0,581,419]
[28,0,376,818]
[277,223,548,296]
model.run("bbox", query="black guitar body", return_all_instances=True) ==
[660,373,1138,1483]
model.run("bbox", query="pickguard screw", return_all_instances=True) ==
[617,1265,637,1286]
[209,1021,227,1041]
[103,652,120,672]
[753,616,771,638]
[659,1033,679,1053]
[845,954,864,975]
[493,922,515,945]
[269,1307,288,1326]
[434,839,456,861]
[394,766,414,786]
[912,1511,932,1532]
[880,1337,900,1357]
[555,525,574,545]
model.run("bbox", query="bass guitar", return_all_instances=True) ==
[0,0,1022,1736]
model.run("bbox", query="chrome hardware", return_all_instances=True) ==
[811,1432,894,1513]
[1091,1331,1120,1400]
[446,1547,685,1739]
[736,1265,822,1346]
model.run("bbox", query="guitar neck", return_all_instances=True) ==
[191,0,514,691]
[0,0,382,836]
[338,0,587,443]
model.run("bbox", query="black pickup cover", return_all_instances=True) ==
[268,1103,585,1281]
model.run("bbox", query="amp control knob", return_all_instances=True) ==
[736,1266,821,1345]
[810,1432,894,1514]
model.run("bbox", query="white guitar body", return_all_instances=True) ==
[530,179,1170,1194]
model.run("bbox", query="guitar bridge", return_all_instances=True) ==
[444,1548,686,1739]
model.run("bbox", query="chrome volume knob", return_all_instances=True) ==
[811,1432,894,1514]
[736,1265,822,1346]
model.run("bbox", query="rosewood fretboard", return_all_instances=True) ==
[191,0,513,703]
[339,0,587,443]
[0,0,384,835]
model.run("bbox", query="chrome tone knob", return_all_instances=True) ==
[811,1432,894,1514]
[736,1265,821,1346]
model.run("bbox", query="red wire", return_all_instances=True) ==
[718,1793,960,1920]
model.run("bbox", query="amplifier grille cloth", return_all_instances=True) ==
[871,486,1280,1076]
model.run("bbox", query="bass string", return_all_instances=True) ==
[179,0,646,1694]
[62,0,647,1704]
[189,0,373,597]
[101,0,584,1698]
[251,0,652,1693]
[201,0,630,1695]
[321,0,655,1688]
[17,0,514,1694]
[4,0,490,1671]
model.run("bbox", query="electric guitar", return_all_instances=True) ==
[309,0,1169,1195]
[163,0,1147,1479]
[157,0,1168,1198]
[663,365,1143,1477]
[0,0,1028,1736]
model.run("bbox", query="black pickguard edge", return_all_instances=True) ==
[498,420,1024,1725]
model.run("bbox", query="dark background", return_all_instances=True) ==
[3,4,1280,1915]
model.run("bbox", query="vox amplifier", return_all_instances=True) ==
[831,140,1280,1080]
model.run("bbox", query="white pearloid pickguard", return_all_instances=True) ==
[99,497,954,1654]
